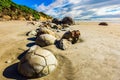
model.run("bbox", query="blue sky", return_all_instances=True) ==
[12,0,120,20]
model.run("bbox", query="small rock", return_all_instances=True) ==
[5,60,12,63]
[26,30,37,36]
[57,29,60,32]
[61,29,66,31]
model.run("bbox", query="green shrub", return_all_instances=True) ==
[33,13,40,20]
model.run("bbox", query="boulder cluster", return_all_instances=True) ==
[18,17,81,78]
[27,16,80,50]
[52,16,75,29]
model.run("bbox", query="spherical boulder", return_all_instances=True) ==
[36,34,57,47]
[36,27,56,37]
[18,45,58,78]
[62,16,74,25]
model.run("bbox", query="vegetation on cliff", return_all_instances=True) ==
[0,0,52,20]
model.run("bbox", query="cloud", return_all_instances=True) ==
[36,0,67,11]
[69,0,82,4]
[93,5,120,16]
[35,0,120,20]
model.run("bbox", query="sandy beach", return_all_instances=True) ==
[0,21,120,80]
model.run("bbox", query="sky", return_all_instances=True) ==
[12,0,120,20]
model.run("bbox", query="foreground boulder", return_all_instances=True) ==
[99,22,108,26]
[36,34,57,47]
[18,45,58,78]
[62,16,74,25]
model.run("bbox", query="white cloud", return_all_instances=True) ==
[69,0,82,4]
[80,15,94,19]
[36,0,67,12]
[72,6,83,10]
[91,5,120,16]
[63,10,83,18]
[36,3,47,11]
[35,0,120,19]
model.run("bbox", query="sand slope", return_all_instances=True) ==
[0,21,120,80]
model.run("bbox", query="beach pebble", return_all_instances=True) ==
[5,60,12,63]
[57,29,61,32]
[26,30,37,36]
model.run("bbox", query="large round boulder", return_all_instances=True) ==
[62,16,74,25]
[36,34,57,47]
[18,45,58,78]
[36,27,56,37]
